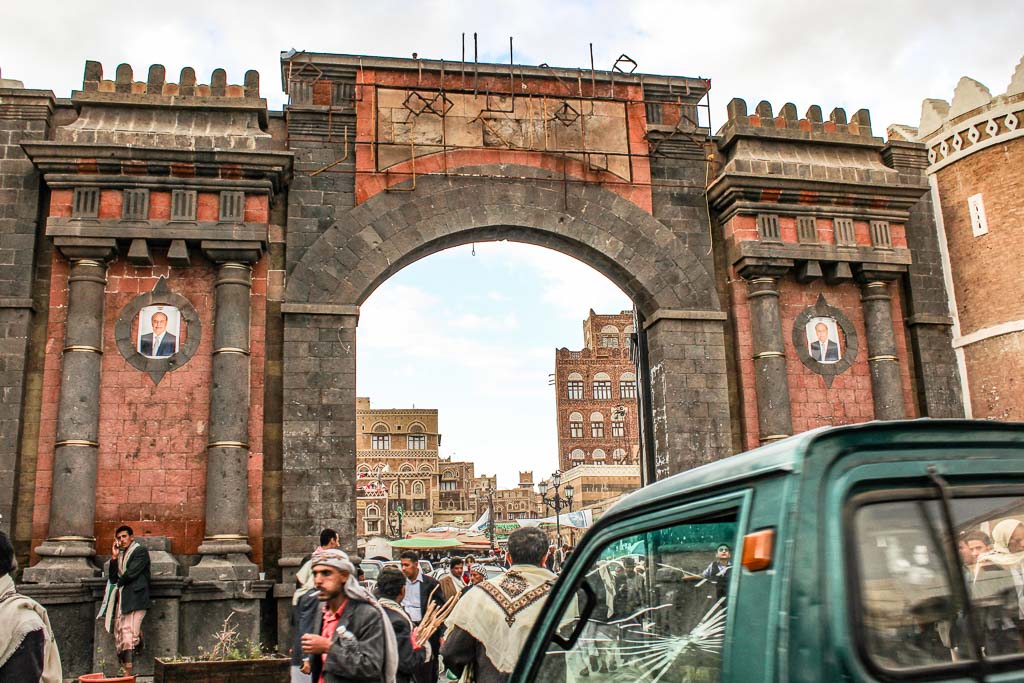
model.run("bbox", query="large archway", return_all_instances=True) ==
[280,170,732,556]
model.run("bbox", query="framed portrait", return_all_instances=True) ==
[805,316,842,364]
[137,305,182,358]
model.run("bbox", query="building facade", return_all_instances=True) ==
[912,56,1024,421]
[554,311,641,471]
[0,49,1008,675]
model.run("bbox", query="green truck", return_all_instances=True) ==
[513,420,1024,681]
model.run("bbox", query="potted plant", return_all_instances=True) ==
[154,614,288,683]
[79,674,134,683]
[78,647,134,682]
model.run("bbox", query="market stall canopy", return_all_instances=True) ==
[389,537,462,549]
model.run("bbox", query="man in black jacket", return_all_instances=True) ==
[399,551,445,683]
[375,567,428,683]
[105,525,151,677]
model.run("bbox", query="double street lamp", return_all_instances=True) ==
[538,471,574,546]
[482,486,496,549]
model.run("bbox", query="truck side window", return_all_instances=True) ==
[852,493,1024,672]
[535,512,738,682]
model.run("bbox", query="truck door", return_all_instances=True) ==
[514,495,746,682]
[836,461,1024,680]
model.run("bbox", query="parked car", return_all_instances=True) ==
[513,420,1024,682]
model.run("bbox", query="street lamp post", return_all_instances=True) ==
[538,471,574,546]
[483,486,496,549]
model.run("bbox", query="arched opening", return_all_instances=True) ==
[279,173,732,557]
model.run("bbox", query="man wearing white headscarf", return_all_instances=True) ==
[0,531,61,682]
[302,548,398,683]
[975,520,1024,613]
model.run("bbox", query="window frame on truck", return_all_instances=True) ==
[513,489,753,682]
[839,467,1024,681]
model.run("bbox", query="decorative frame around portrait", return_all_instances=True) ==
[115,277,202,384]
[792,293,859,387]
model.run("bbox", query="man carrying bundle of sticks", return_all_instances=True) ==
[441,527,558,683]
[399,551,445,683]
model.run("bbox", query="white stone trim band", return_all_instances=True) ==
[953,319,1024,349]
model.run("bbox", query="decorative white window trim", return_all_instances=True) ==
[967,193,989,237]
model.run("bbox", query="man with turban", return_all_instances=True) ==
[301,548,399,683]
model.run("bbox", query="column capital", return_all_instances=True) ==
[735,257,792,281]
[54,237,117,263]
[201,240,263,264]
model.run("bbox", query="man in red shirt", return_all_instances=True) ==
[301,548,399,683]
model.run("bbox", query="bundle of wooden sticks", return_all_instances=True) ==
[414,585,460,644]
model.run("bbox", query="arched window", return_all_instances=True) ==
[590,412,605,438]
[365,505,380,518]
[569,411,584,438]
[357,464,371,475]
[624,324,635,334]
[567,372,584,400]
[599,326,619,348]
[593,448,607,460]
[619,371,637,399]
[613,448,627,462]
[418,463,433,473]
[594,372,611,381]
[412,481,425,496]
[590,411,604,422]
[409,423,425,433]
[593,372,612,399]
[570,449,585,462]
[371,423,390,449]
[399,464,413,473]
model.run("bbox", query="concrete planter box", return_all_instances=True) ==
[153,658,289,683]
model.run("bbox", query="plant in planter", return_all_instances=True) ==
[77,646,135,683]
[154,614,288,683]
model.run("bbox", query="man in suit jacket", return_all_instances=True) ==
[106,525,151,677]
[399,551,445,683]
[139,311,177,357]
[810,322,840,363]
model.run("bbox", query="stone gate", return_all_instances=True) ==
[0,49,968,674]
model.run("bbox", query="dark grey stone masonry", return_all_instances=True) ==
[0,87,53,537]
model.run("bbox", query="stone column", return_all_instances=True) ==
[746,276,793,443]
[191,255,258,581]
[25,242,115,582]
[860,279,906,420]
[643,312,734,479]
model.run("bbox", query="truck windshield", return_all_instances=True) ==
[852,492,1024,671]
[534,512,737,682]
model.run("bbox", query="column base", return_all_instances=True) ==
[22,540,100,583]
[189,540,257,582]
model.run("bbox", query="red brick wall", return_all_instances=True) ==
[32,250,268,564]
[934,139,1023,420]
[730,268,917,451]
[352,69,653,212]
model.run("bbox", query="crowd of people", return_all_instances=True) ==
[287,525,560,683]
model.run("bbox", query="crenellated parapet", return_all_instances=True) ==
[708,97,927,287]
[915,54,1024,171]
[16,60,292,270]
[81,61,260,99]
[720,97,876,142]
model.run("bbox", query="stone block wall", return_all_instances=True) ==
[0,86,53,545]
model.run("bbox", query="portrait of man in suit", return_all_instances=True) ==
[137,306,180,358]
[806,317,841,364]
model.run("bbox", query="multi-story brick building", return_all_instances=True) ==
[554,311,641,471]
[354,397,440,538]
[432,457,476,527]
[910,56,1024,421]
[475,471,542,524]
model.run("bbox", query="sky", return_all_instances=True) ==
[4,1,1022,487]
